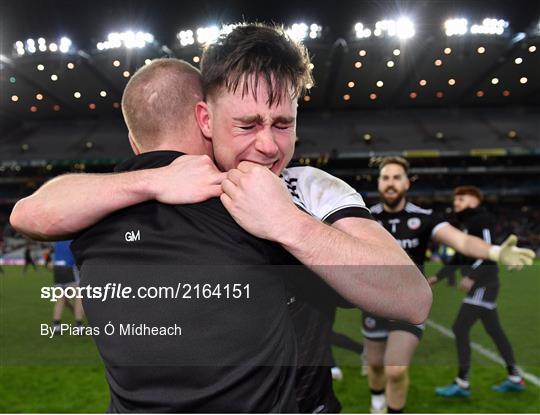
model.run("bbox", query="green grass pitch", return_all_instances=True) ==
[0,263,538,413]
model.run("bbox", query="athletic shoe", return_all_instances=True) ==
[492,378,526,392]
[435,383,471,397]
[331,366,343,381]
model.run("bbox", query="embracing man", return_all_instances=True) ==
[11,24,432,412]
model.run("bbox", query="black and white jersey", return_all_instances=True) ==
[280,166,372,413]
[370,202,448,267]
[281,166,372,223]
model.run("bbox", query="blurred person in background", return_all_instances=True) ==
[23,242,37,274]
[430,186,526,396]
[51,240,84,335]
[364,157,534,413]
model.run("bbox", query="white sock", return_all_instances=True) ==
[455,377,470,389]
[371,392,386,410]
[508,374,522,383]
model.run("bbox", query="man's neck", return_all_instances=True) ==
[382,197,407,213]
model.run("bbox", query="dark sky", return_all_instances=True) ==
[1,0,538,51]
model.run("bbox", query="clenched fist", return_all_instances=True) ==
[220,161,302,242]
[150,155,226,204]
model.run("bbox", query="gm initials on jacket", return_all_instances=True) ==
[125,230,141,242]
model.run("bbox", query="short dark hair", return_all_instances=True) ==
[454,186,484,203]
[200,23,313,106]
[379,156,410,175]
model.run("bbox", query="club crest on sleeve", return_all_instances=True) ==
[365,317,376,329]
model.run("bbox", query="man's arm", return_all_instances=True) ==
[221,162,432,325]
[432,224,535,269]
[10,155,225,241]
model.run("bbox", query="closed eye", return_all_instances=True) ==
[239,125,255,130]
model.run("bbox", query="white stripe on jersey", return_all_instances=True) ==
[482,228,492,244]
[431,221,450,238]
[405,202,433,215]
[471,258,483,269]
[361,329,389,339]
[370,203,384,214]
[463,287,496,309]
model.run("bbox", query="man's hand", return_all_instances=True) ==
[220,161,302,241]
[151,155,226,204]
[428,276,439,287]
[488,234,536,271]
[459,276,475,292]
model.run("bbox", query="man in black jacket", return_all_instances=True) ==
[430,186,526,396]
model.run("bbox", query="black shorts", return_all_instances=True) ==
[463,284,499,309]
[53,265,79,287]
[362,312,424,341]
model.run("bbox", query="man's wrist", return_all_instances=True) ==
[130,169,161,202]
[488,245,501,262]
[275,209,318,248]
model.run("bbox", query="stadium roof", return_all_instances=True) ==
[1,0,539,153]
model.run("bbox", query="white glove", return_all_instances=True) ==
[488,234,536,271]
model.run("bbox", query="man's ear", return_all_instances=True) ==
[128,133,141,155]
[195,101,212,140]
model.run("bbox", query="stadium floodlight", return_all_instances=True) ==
[13,36,74,56]
[178,24,241,47]
[97,31,155,50]
[59,37,72,53]
[470,18,508,35]
[196,26,220,45]
[396,17,415,39]
[285,22,322,41]
[372,18,415,39]
[354,22,372,39]
[124,31,136,48]
[221,24,237,36]
[444,18,468,36]
[308,23,322,39]
[177,29,195,46]
[15,41,25,55]
[286,23,309,41]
